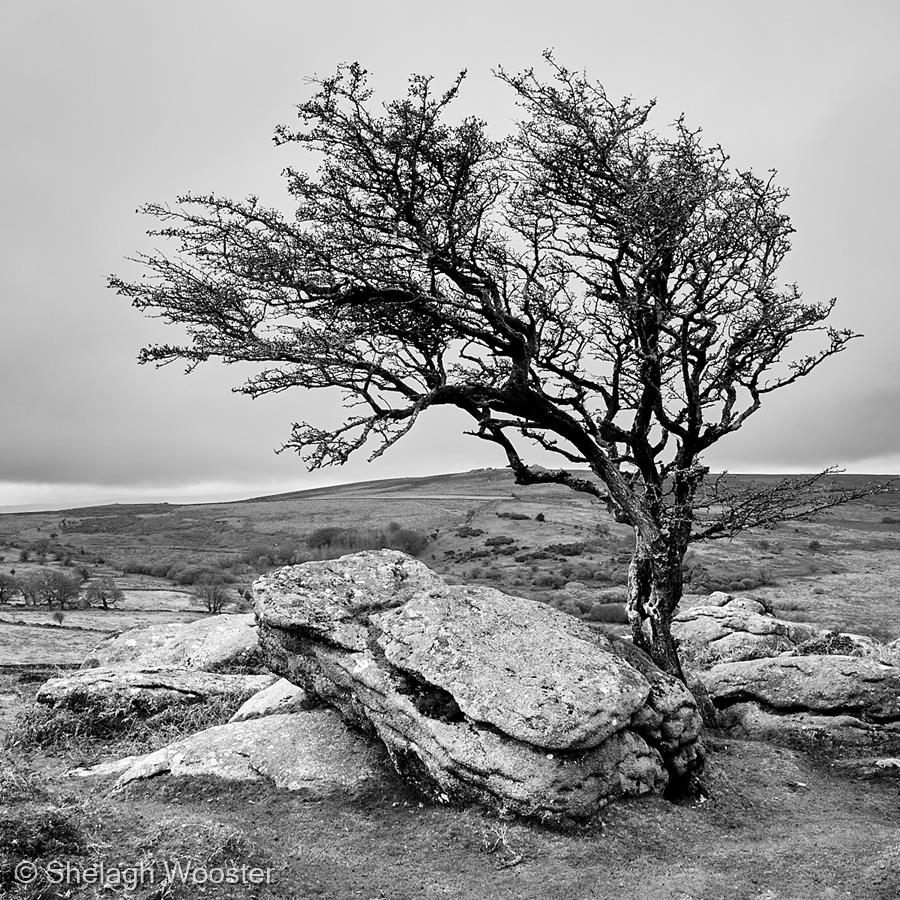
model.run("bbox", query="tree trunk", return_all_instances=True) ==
[626,531,686,682]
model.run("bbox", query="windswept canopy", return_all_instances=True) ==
[110,56,863,540]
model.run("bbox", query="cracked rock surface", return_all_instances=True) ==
[37,667,277,718]
[254,550,704,821]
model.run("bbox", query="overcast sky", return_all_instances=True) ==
[2,1,898,510]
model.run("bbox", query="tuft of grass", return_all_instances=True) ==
[7,694,242,759]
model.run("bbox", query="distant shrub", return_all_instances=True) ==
[584,603,629,624]
[534,574,566,589]
[882,516,900,525]
[515,549,553,562]
[485,535,514,547]
[496,512,530,521]
[305,524,429,558]
[808,539,822,552]
[456,526,485,538]
[545,542,587,557]
[534,512,545,523]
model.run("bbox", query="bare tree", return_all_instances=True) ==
[0,573,20,605]
[196,579,229,614]
[84,576,124,610]
[21,569,81,609]
[110,57,890,678]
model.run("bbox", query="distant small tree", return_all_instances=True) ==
[196,579,229,614]
[0,573,20,605]
[18,572,44,606]
[84,577,124,610]
[112,57,892,678]
[40,570,81,610]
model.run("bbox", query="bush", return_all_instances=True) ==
[534,512,545,522]
[808,539,822,552]
[496,512,530,521]
[584,603,629,624]
[534,573,566,589]
[305,524,430,558]
[882,516,900,525]
[545,542,587,557]
[485,535,514,547]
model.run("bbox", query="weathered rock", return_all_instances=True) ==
[673,594,821,668]
[36,668,277,719]
[83,614,261,672]
[701,655,900,753]
[375,586,649,750]
[254,552,445,650]
[717,703,900,755]
[704,655,900,721]
[229,677,311,722]
[255,550,703,821]
[74,712,388,796]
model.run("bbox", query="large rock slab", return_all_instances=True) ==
[37,668,277,719]
[229,677,311,723]
[673,594,821,668]
[704,655,900,722]
[83,614,261,672]
[254,550,703,822]
[75,712,388,796]
[717,703,900,755]
[702,655,900,753]
[374,586,649,750]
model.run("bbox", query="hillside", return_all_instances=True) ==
[1,469,899,670]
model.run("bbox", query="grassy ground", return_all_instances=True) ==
[1,728,898,899]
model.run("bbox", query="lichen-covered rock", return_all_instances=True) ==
[229,677,311,723]
[83,614,261,672]
[704,655,900,721]
[701,655,900,753]
[673,594,820,668]
[254,552,445,650]
[36,668,276,719]
[90,712,388,795]
[374,586,649,750]
[254,550,703,822]
[716,702,900,755]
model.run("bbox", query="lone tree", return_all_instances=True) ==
[84,576,124,610]
[111,57,887,679]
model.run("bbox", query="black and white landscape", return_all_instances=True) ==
[2,3,899,899]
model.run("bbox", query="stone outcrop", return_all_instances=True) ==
[674,592,900,752]
[673,593,821,668]
[73,711,388,796]
[254,550,703,822]
[703,655,900,753]
[37,668,276,720]
[229,677,312,723]
[83,614,261,672]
